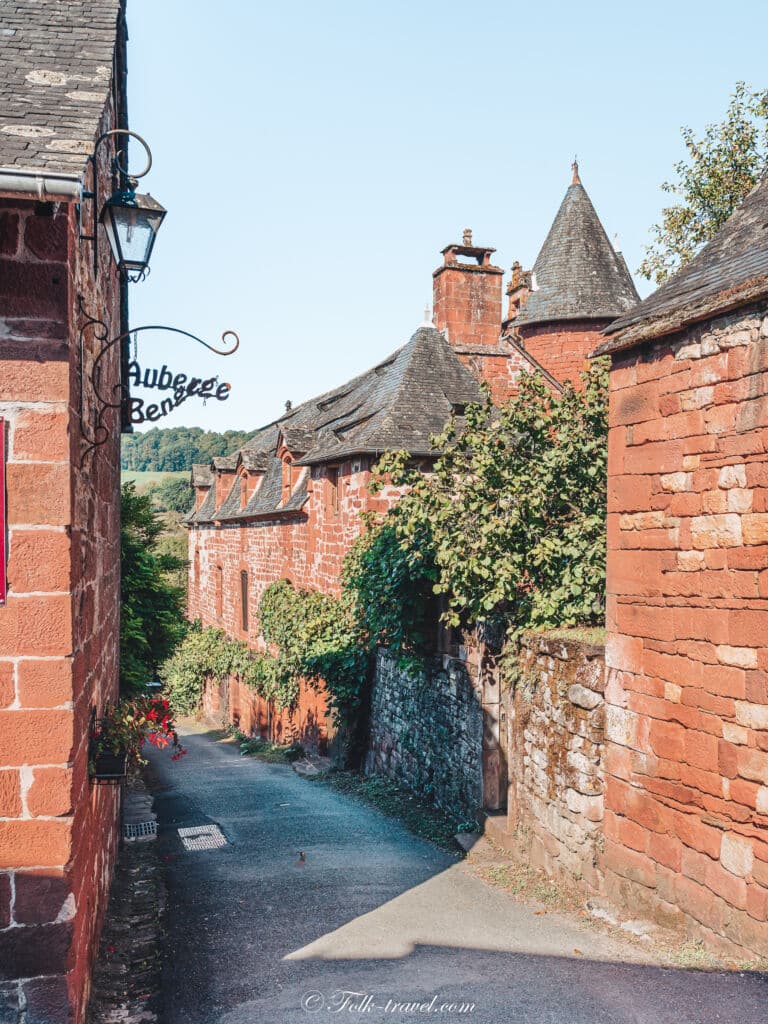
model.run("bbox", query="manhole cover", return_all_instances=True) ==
[177,824,227,851]
[123,820,157,841]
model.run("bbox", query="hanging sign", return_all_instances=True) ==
[126,359,231,424]
[0,418,6,605]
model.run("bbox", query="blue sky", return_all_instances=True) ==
[126,0,768,432]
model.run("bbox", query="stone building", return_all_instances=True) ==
[0,3,128,1020]
[187,169,637,757]
[595,176,768,957]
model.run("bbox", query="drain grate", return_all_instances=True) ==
[177,824,227,851]
[123,820,157,841]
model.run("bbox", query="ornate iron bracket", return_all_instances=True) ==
[78,298,239,466]
[80,129,154,279]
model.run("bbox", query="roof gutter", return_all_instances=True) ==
[0,166,82,202]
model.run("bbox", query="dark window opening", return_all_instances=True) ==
[215,565,223,620]
[327,466,339,516]
[240,570,249,632]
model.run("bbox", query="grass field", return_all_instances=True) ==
[121,469,188,491]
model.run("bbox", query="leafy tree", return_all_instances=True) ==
[640,82,768,284]
[151,475,194,515]
[120,483,187,691]
[120,427,252,472]
[374,360,609,635]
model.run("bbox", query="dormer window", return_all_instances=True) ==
[282,456,294,502]
[240,473,248,509]
[327,466,339,517]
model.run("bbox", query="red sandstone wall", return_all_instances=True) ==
[604,303,768,959]
[517,320,608,389]
[188,459,401,749]
[433,263,503,352]
[0,112,123,1022]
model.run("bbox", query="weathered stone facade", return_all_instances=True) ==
[601,302,768,959]
[505,633,606,891]
[0,3,128,1020]
[366,650,483,821]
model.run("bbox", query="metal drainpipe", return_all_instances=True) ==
[0,167,82,201]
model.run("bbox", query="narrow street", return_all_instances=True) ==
[147,725,768,1024]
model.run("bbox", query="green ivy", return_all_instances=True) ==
[373,360,609,640]
[160,362,608,742]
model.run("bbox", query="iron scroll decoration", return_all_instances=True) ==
[78,300,239,466]
[80,128,157,279]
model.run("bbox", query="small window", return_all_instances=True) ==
[240,570,249,632]
[215,565,223,620]
[327,466,339,516]
[240,473,248,509]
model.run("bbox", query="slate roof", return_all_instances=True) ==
[190,326,485,525]
[515,172,639,327]
[0,0,123,174]
[597,175,768,355]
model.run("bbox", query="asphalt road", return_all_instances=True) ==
[147,723,768,1024]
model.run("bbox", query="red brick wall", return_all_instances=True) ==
[189,459,401,748]
[604,303,768,958]
[0,123,123,1023]
[433,262,503,352]
[517,319,609,389]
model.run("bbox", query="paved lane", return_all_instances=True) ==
[148,724,768,1024]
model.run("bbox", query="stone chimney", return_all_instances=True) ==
[432,229,504,350]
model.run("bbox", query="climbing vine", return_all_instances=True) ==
[372,359,609,637]
[161,362,608,735]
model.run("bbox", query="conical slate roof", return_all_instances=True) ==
[515,166,639,327]
[599,174,768,353]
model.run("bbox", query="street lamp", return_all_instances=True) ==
[81,129,166,281]
[100,186,166,283]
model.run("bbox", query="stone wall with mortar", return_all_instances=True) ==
[366,649,483,821]
[604,301,768,960]
[505,633,606,891]
[0,104,123,1024]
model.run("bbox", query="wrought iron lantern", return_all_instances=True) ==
[100,186,166,282]
[81,129,166,282]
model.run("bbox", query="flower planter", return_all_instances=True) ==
[90,749,128,783]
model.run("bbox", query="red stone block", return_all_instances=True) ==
[684,729,719,771]
[617,815,648,852]
[649,719,685,760]
[706,860,747,910]
[0,769,21,817]
[681,763,724,798]
[13,871,69,924]
[647,831,682,872]
[5,463,70,526]
[718,741,739,780]
[0,709,73,765]
[746,883,768,921]
[7,530,71,594]
[0,258,67,319]
[0,360,69,404]
[702,663,746,699]
[24,209,68,261]
[0,662,14,708]
[27,767,73,817]
[603,837,657,888]
[0,919,72,980]
[677,875,721,930]
[675,811,722,859]
[17,659,73,708]
[11,409,69,462]
[729,778,759,809]
[0,594,72,656]
[0,819,71,868]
